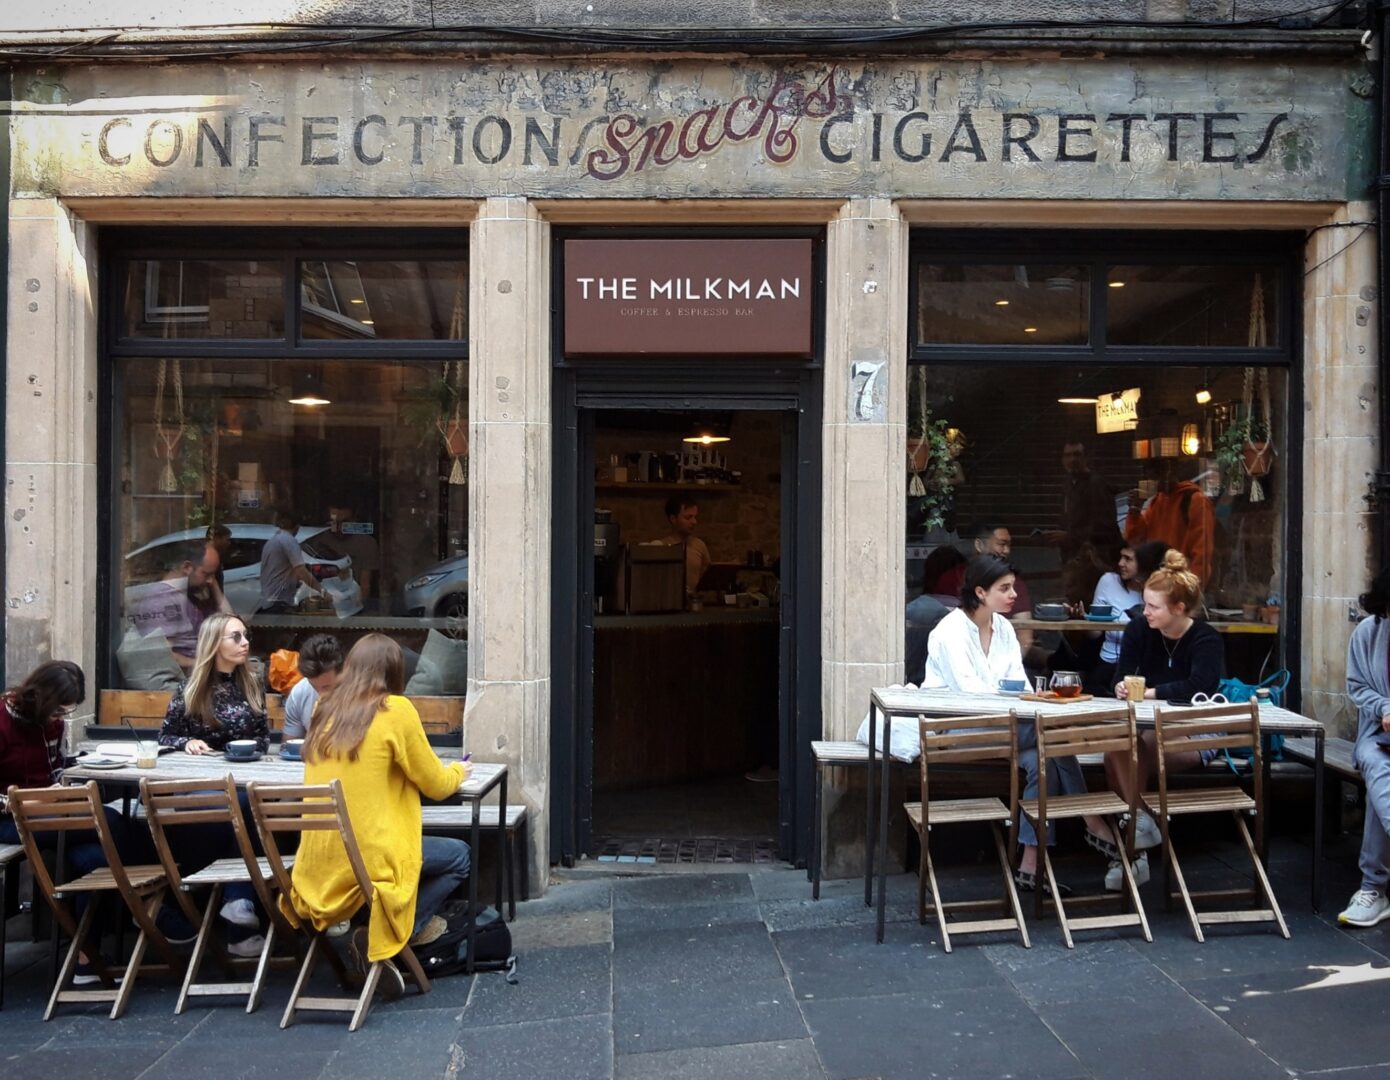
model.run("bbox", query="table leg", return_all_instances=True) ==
[812,761,823,901]
[875,722,892,944]
[864,704,877,908]
[48,832,67,988]
[496,774,507,921]
[467,797,481,975]
[1312,729,1325,914]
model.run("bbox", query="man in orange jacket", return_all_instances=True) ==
[1124,459,1216,584]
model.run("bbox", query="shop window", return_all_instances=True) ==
[903,362,1288,688]
[120,259,285,339]
[299,259,469,341]
[114,356,470,696]
[916,263,1091,346]
[1106,264,1284,348]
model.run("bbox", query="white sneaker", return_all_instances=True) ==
[1104,852,1150,892]
[1338,888,1390,928]
[226,934,266,958]
[326,920,351,938]
[1132,812,1163,851]
[219,898,259,928]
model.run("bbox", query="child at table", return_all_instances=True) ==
[286,634,469,989]
[923,555,1115,895]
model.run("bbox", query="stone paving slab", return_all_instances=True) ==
[2,834,1387,1079]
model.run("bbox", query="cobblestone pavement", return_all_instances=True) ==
[2,830,1388,1079]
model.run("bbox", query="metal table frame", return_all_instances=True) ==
[864,689,1326,943]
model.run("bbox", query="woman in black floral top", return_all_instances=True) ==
[159,613,269,754]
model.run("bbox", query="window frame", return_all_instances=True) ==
[99,228,471,694]
[908,230,1298,367]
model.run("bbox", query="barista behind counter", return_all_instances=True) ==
[656,495,712,595]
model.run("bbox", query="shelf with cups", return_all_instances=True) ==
[594,482,739,493]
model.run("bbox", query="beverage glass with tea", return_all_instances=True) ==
[1049,671,1083,698]
[1124,675,1147,703]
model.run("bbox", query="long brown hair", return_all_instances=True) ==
[7,660,85,729]
[304,634,404,763]
[183,613,265,726]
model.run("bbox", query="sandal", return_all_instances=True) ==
[1084,829,1121,861]
[1014,869,1074,898]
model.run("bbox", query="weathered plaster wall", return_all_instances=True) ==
[0,1,1362,34]
[8,57,1364,202]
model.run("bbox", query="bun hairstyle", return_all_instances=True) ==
[1144,550,1202,613]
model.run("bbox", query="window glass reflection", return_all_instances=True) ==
[120,259,285,339]
[116,357,469,695]
[300,260,469,341]
[916,264,1090,346]
[1106,264,1283,347]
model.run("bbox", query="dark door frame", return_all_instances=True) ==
[549,226,825,868]
[547,369,817,867]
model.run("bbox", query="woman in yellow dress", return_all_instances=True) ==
[285,634,469,984]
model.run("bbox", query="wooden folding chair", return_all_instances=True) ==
[247,780,431,1032]
[141,775,300,1013]
[905,711,1030,952]
[1147,702,1290,943]
[1019,705,1152,949]
[6,782,182,1020]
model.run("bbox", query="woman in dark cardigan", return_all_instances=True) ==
[1101,550,1222,890]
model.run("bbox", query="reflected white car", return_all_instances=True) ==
[401,553,468,633]
[124,525,362,617]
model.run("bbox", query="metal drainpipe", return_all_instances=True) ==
[1379,2,1390,570]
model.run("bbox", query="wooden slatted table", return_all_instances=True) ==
[863,688,1326,943]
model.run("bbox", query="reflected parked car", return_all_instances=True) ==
[402,553,468,633]
[124,525,362,616]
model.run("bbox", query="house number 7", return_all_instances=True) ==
[851,360,885,422]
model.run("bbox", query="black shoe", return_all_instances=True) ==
[1014,869,1074,898]
[1084,829,1121,861]
[156,905,199,945]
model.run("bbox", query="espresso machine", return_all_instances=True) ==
[594,508,621,614]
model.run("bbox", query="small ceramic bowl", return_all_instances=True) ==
[1087,604,1114,618]
[998,678,1027,693]
[1033,603,1069,621]
[226,739,258,759]
[280,739,304,761]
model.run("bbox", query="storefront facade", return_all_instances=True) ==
[3,17,1380,882]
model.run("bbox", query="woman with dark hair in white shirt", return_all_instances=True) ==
[923,555,1113,894]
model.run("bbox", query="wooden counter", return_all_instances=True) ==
[594,608,779,790]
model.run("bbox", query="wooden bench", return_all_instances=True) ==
[0,843,25,1009]
[1282,736,1361,784]
[810,740,919,900]
[420,804,529,917]
[98,689,464,735]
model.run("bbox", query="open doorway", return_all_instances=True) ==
[588,408,782,861]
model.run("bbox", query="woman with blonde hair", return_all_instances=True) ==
[1103,549,1223,890]
[158,611,269,951]
[158,611,268,756]
[287,634,469,988]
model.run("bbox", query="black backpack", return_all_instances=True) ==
[415,900,517,982]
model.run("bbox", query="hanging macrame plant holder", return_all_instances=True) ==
[907,367,928,497]
[153,356,186,494]
[1240,277,1275,502]
[437,278,469,485]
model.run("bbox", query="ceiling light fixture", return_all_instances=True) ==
[1023,327,1038,333]
[1195,386,1212,405]
[994,299,1009,306]
[349,298,366,305]
[1108,280,1126,288]
[288,370,331,407]
[1057,396,1098,405]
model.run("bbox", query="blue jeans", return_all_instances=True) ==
[1356,738,1390,892]
[1017,720,1088,848]
[414,836,471,935]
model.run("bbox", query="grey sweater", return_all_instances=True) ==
[1346,615,1390,745]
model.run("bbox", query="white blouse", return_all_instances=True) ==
[921,608,1026,694]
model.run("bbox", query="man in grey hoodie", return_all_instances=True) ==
[1342,568,1390,928]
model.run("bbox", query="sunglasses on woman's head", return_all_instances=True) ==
[225,631,251,645]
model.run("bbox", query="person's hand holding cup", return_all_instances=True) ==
[1121,675,1147,703]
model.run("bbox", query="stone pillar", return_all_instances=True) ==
[1302,201,1380,735]
[820,198,909,874]
[465,197,552,890]
[5,198,99,742]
